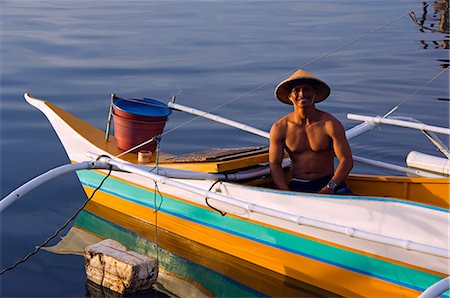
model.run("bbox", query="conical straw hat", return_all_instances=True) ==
[274,69,331,105]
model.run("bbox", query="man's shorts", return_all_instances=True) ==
[288,174,352,194]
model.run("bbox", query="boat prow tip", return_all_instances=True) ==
[24,92,47,107]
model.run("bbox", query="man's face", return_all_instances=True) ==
[288,82,316,108]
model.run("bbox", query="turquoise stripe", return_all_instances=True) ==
[76,210,264,298]
[76,170,447,293]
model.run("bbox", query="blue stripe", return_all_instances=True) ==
[79,211,266,297]
[80,178,444,293]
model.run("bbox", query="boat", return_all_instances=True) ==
[2,92,449,297]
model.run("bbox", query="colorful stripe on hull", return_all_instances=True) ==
[75,210,267,297]
[81,200,339,297]
[77,170,447,297]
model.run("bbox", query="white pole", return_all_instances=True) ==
[167,103,442,177]
[169,102,379,140]
[353,156,444,178]
[345,122,377,140]
[168,102,270,139]
[347,114,450,135]
[0,161,110,213]
[92,154,448,258]
[418,276,450,298]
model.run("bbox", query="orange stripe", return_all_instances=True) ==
[83,186,420,297]
[83,170,445,277]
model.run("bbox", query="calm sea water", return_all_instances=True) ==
[1,1,448,297]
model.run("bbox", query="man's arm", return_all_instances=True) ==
[319,118,353,194]
[269,121,290,190]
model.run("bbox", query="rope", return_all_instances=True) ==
[152,137,163,261]
[168,3,426,122]
[167,4,427,119]
[383,68,449,118]
[114,136,156,159]
[152,181,162,261]
[0,166,113,276]
[205,180,227,216]
[108,4,430,156]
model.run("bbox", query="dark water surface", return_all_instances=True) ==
[1,1,448,297]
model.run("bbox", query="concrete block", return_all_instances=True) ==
[84,239,158,294]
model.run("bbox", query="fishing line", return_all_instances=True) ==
[178,3,427,119]
[0,166,113,276]
[382,67,449,118]
[169,3,429,118]
[110,4,430,157]
[114,136,157,159]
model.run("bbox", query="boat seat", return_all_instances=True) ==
[157,146,270,173]
[161,146,269,163]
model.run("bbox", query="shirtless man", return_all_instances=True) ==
[269,69,353,194]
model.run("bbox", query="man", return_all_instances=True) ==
[269,69,353,194]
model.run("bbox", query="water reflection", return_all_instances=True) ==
[48,207,339,297]
[409,0,449,54]
[85,280,170,298]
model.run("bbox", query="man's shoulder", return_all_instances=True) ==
[317,110,341,123]
[270,114,292,139]
[315,110,345,134]
[272,114,292,127]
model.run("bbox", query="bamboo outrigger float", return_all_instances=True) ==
[1,93,449,297]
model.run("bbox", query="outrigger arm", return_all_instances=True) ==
[347,113,450,135]
[0,161,111,213]
[167,101,270,139]
[167,102,445,177]
[418,276,450,298]
[348,113,450,159]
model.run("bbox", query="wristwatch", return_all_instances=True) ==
[326,181,337,191]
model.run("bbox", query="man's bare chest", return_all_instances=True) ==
[284,125,330,154]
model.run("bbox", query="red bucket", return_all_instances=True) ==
[113,112,168,152]
[112,97,171,153]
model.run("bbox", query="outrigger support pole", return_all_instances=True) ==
[87,153,449,258]
[347,113,450,135]
[0,161,111,213]
[167,102,270,139]
[166,102,444,177]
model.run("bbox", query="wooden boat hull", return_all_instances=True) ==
[73,207,339,297]
[347,174,449,209]
[25,93,449,297]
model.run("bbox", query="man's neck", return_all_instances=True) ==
[292,106,318,124]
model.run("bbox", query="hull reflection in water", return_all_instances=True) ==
[86,280,170,298]
[49,203,337,297]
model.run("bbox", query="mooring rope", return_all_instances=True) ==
[163,4,429,124]
[110,3,434,156]
[383,67,449,118]
[0,165,113,276]
[152,137,164,262]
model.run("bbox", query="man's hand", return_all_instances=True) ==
[318,186,334,194]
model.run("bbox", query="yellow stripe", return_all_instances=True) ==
[84,170,445,277]
[82,201,337,297]
[83,186,420,297]
[45,100,271,173]
[347,174,449,208]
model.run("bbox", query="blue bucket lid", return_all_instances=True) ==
[113,97,172,117]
